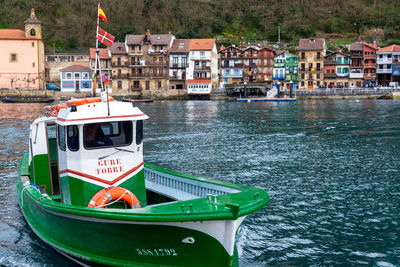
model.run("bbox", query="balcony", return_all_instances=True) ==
[364,54,376,60]
[128,51,143,55]
[376,68,392,74]
[130,86,142,91]
[129,61,145,67]
[377,57,392,64]
[363,73,376,79]
[112,62,129,67]
[129,73,145,78]
[147,61,167,66]
[112,74,129,79]
[194,65,211,70]
[324,60,336,65]
[170,75,186,80]
[337,73,349,77]
[364,63,376,69]
[169,63,189,69]
[324,73,337,78]
[148,73,167,78]
[349,72,363,79]
[273,75,285,80]
[350,52,363,58]
[274,63,285,68]
[147,49,167,55]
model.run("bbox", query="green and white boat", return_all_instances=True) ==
[17,96,269,266]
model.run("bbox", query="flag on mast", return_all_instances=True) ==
[97,27,115,47]
[98,4,108,24]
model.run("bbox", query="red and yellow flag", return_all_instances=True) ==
[98,4,108,24]
[97,27,115,47]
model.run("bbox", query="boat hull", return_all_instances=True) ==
[1,97,54,103]
[17,179,240,266]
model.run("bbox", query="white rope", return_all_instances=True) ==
[95,190,135,208]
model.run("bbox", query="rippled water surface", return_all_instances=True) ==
[0,100,399,266]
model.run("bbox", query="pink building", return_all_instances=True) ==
[0,8,45,90]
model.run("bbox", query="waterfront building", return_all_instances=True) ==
[0,8,44,90]
[257,47,275,86]
[324,51,350,88]
[273,52,286,87]
[89,48,112,90]
[285,53,299,89]
[45,52,89,83]
[187,39,218,94]
[109,42,130,92]
[363,42,377,86]
[125,30,174,91]
[377,45,400,86]
[349,42,363,88]
[298,38,326,89]
[219,45,244,86]
[243,45,259,83]
[169,39,190,90]
[59,65,92,92]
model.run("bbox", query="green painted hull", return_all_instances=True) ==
[18,153,269,266]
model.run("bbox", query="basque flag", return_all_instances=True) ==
[97,27,115,47]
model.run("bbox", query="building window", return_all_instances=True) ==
[30,28,36,36]
[158,81,161,89]
[159,68,163,74]
[66,73,72,79]
[10,53,17,62]
[83,73,89,79]
[74,73,80,79]
[31,42,35,47]
[200,52,205,57]
[317,52,321,59]
[32,62,35,68]
[118,81,122,89]
[301,81,305,86]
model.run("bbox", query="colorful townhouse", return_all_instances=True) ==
[324,51,350,88]
[363,42,377,86]
[349,42,363,88]
[377,44,400,86]
[125,30,175,92]
[219,45,244,86]
[168,39,190,90]
[273,52,286,87]
[243,45,259,83]
[257,47,275,86]
[0,8,45,90]
[285,52,299,89]
[109,42,130,92]
[186,39,218,94]
[60,65,92,92]
[272,52,299,89]
[298,38,326,89]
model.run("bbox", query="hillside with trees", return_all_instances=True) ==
[1,0,399,51]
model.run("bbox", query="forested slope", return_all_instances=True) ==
[1,0,399,51]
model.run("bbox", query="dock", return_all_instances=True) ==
[237,97,296,102]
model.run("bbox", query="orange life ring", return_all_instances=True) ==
[87,186,141,209]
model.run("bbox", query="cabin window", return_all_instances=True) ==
[58,125,66,151]
[84,121,132,149]
[136,120,143,145]
[67,125,79,151]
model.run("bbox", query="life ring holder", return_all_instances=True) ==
[88,186,141,209]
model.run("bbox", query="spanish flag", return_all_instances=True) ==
[98,4,108,24]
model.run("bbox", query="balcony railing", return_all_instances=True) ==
[112,62,129,67]
[169,75,186,80]
[129,73,145,78]
[148,49,167,54]
[363,73,376,78]
[147,61,167,66]
[130,87,142,91]
[194,65,210,70]
[148,73,167,78]
[169,63,189,68]
[324,73,337,78]
[221,63,243,68]
[273,75,285,80]
[112,74,129,79]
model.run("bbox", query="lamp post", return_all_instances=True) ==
[289,80,293,98]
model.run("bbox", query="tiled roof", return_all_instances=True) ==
[349,42,363,51]
[109,42,127,54]
[377,44,400,53]
[170,39,191,52]
[126,32,174,46]
[0,29,27,40]
[298,38,325,50]
[89,48,110,59]
[325,51,350,58]
[60,64,90,72]
[219,45,242,53]
[363,42,377,50]
[189,39,216,50]
[187,79,211,84]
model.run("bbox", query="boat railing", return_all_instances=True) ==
[144,167,240,201]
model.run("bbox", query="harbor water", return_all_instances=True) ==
[0,100,399,266]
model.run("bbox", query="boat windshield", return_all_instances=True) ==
[83,121,132,149]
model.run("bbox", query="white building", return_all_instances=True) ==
[60,65,92,92]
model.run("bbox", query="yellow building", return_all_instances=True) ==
[298,38,326,89]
